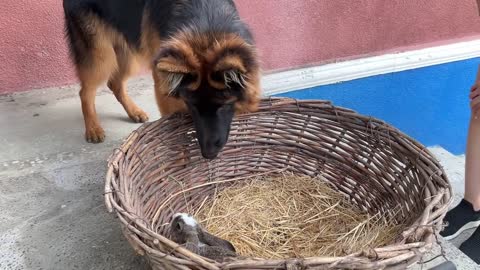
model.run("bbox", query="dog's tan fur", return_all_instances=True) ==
[65,0,261,145]
[73,15,157,142]
[154,32,261,115]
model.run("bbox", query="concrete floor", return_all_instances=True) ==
[0,77,478,269]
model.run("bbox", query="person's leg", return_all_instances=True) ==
[441,67,480,241]
[442,3,480,264]
[457,69,480,264]
[465,75,480,210]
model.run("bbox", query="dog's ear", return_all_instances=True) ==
[163,72,186,96]
[154,48,200,94]
[214,55,247,74]
[209,55,248,90]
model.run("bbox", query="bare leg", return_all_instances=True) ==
[440,66,480,241]
[465,67,480,210]
[458,79,480,262]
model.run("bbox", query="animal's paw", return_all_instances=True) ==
[85,125,105,143]
[129,109,149,123]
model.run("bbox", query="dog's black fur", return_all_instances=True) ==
[63,0,261,159]
[63,0,254,65]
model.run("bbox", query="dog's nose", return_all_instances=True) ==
[202,151,219,160]
[202,142,223,160]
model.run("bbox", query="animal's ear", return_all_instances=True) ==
[155,55,190,74]
[209,69,247,90]
[154,49,200,94]
[209,53,251,90]
[214,55,247,74]
[155,47,195,73]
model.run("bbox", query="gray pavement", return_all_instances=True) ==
[0,77,477,269]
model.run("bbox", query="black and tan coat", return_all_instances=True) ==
[63,0,261,158]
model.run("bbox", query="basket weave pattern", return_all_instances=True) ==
[105,98,452,270]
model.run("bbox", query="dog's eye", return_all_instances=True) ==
[182,73,197,85]
[211,71,224,83]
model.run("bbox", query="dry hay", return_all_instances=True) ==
[194,173,406,259]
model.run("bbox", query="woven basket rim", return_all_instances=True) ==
[105,97,453,270]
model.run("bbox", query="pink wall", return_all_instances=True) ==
[236,0,480,70]
[1,0,77,94]
[1,0,480,94]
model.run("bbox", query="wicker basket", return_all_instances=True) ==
[105,98,452,270]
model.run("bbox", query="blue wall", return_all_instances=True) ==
[276,58,480,155]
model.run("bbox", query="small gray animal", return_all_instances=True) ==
[169,213,237,262]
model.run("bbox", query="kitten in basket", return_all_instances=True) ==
[169,213,237,262]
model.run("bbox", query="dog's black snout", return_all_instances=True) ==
[200,137,225,160]
[188,102,234,160]
[214,138,223,147]
[208,134,225,149]
[202,151,219,160]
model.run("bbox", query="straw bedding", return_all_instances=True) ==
[195,173,405,259]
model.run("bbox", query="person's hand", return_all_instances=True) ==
[471,83,480,117]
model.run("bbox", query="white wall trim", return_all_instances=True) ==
[262,39,480,96]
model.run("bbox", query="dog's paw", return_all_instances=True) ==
[85,126,105,143]
[129,109,149,123]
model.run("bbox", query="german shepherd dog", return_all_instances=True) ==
[63,0,261,159]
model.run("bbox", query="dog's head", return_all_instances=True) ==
[154,32,261,159]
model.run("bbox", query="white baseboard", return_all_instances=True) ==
[262,39,480,96]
